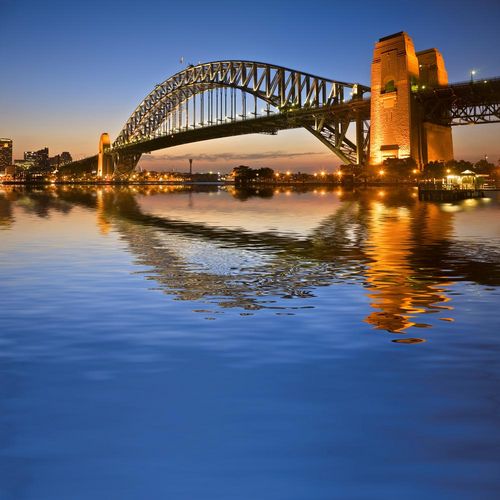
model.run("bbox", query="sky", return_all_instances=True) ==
[1,0,499,172]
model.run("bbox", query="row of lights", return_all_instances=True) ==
[272,170,390,177]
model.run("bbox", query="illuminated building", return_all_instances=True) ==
[24,147,50,170]
[3,165,17,176]
[0,138,13,170]
[24,151,37,162]
[14,159,35,170]
[369,32,453,167]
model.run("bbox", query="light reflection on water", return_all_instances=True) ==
[2,186,500,341]
[19,188,500,333]
[1,185,500,499]
[1,184,500,357]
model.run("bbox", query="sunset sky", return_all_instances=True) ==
[1,0,499,172]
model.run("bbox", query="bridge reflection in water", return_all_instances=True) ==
[1,185,499,339]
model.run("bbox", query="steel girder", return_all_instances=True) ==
[448,103,500,125]
[304,102,370,164]
[113,61,370,165]
[417,77,500,126]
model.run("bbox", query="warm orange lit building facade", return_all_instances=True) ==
[97,133,113,177]
[369,32,453,168]
[0,138,13,171]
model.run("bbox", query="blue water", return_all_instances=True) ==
[1,186,499,499]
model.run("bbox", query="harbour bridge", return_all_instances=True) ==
[64,32,500,177]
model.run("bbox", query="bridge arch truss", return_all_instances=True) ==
[112,61,370,168]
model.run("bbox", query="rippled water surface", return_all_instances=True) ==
[1,185,500,499]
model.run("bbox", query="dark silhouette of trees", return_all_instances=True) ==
[232,165,275,184]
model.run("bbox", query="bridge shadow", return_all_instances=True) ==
[2,185,499,339]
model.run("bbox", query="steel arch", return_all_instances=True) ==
[113,61,370,165]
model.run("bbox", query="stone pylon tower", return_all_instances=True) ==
[417,48,454,164]
[97,133,113,177]
[369,32,453,168]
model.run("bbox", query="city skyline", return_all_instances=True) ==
[1,0,500,172]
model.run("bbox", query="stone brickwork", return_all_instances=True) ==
[417,49,453,164]
[369,32,453,167]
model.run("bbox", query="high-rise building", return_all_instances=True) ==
[0,138,13,170]
[24,147,50,171]
[24,151,37,162]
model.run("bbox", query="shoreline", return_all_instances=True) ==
[1,180,498,192]
[1,180,416,187]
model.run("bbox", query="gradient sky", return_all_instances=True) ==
[1,0,499,172]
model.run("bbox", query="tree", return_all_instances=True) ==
[423,161,445,178]
[232,165,275,183]
[232,165,255,184]
[383,157,417,178]
[473,159,495,175]
[255,167,274,179]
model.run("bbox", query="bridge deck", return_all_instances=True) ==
[418,77,500,125]
[112,99,370,156]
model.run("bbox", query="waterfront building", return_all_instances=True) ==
[14,159,35,170]
[24,151,37,162]
[0,138,13,170]
[4,165,17,175]
[24,147,50,171]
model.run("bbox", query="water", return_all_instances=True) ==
[1,185,500,499]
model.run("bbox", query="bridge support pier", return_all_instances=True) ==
[356,113,366,165]
[98,133,142,177]
[113,151,142,177]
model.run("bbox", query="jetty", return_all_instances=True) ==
[418,186,485,201]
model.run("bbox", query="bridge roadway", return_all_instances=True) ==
[418,77,500,125]
[113,99,370,157]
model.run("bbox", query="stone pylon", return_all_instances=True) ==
[97,133,113,177]
[369,32,453,168]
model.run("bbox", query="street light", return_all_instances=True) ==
[470,70,476,83]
